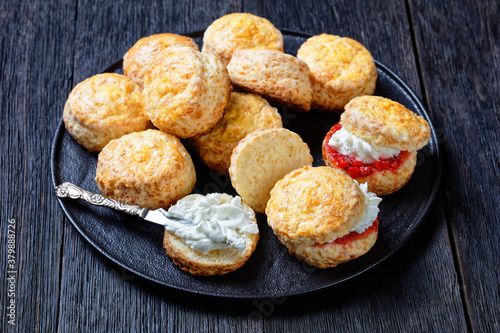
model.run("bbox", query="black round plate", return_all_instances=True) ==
[51,30,441,298]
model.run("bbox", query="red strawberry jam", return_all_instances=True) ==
[313,217,379,247]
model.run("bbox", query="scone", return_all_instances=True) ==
[162,193,259,276]
[63,73,151,152]
[190,91,283,173]
[227,49,312,111]
[143,46,232,138]
[229,128,313,213]
[95,129,196,210]
[297,34,377,111]
[123,33,199,89]
[266,166,382,268]
[322,95,431,195]
[202,13,284,66]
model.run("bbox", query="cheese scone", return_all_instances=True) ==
[162,193,259,276]
[229,128,313,213]
[63,73,151,152]
[227,49,312,111]
[143,46,232,138]
[297,34,377,111]
[95,129,196,210]
[123,33,199,89]
[266,166,381,268]
[202,13,284,66]
[322,95,431,195]
[190,91,283,174]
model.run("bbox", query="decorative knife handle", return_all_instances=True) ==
[54,182,146,216]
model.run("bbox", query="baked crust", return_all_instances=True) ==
[190,91,282,173]
[229,128,313,213]
[143,46,232,138]
[341,95,431,151]
[227,49,312,111]
[123,33,199,89]
[297,34,377,111]
[63,73,151,152]
[162,193,259,276]
[202,13,284,66]
[95,129,196,210]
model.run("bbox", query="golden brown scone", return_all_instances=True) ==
[266,166,380,268]
[229,128,313,213]
[162,193,259,276]
[123,33,199,89]
[143,46,232,138]
[227,49,312,111]
[95,129,196,210]
[297,34,377,111]
[190,91,283,173]
[322,96,431,195]
[202,13,284,66]
[63,73,151,152]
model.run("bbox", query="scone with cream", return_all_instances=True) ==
[266,166,381,268]
[63,73,151,152]
[162,193,259,276]
[123,33,199,89]
[143,46,232,138]
[227,49,312,111]
[95,129,196,210]
[322,95,431,195]
[190,91,283,174]
[297,34,377,111]
[202,13,284,66]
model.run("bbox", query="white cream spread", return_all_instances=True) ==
[163,194,258,255]
[350,182,382,234]
[328,126,400,163]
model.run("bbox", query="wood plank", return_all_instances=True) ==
[409,0,500,331]
[242,0,468,331]
[0,1,76,332]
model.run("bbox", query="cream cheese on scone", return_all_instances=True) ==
[351,182,382,234]
[164,194,258,255]
[328,126,400,163]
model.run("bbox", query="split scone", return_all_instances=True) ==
[190,91,283,174]
[322,95,431,195]
[202,13,284,66]
[229,128,313,213]
[63,73,151,152]
[227,49,312,111]
[266,166,382,268]
[123,33,199,89]
[162,193,259,276]
[143,46,232,138]
[95,129,196,210]
[297,34,377,111]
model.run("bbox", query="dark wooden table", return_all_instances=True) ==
[1,0,498,332]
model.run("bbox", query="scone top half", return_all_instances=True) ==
[341,96,431,152]
[266,166,378,245]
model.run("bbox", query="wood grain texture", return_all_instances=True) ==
[409,0,500,331]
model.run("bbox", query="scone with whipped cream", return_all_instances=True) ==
[162,193,259,276]
[322,95,431,195]
[266,166,381,268]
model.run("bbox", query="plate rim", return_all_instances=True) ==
[51,29,442,299]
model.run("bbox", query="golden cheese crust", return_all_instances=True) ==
[143,46,232,138]
[297,34,377,111]
[202,13,284,66]
[63,73,151,152]
[266,166,366,244]
[123,33,199,89]
[229,128,313,213]
[162,193,259,276]
[227,49,312,111]
[342,96,431,151]
[95,129,196,210]
[190,91,283,173]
